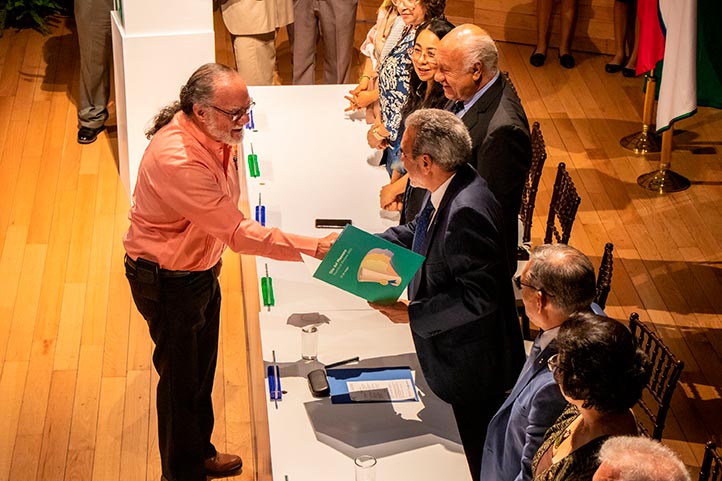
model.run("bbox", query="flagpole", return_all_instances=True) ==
[620,72,661,154]
[637,127,691,194]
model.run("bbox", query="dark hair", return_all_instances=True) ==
[420,0,446,20]
[526,243,596,315]
[400,17,455,120]
[555,312,650,413]
[145,63,237,138]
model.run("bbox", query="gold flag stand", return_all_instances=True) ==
[621,73,662,154]
[637,128,691,194]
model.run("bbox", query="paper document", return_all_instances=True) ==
[347,379,417,402]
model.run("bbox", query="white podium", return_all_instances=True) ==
[111,0,215,195]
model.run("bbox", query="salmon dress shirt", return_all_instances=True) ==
[123,111,318,271]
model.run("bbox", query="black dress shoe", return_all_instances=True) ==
[529,52,546,67]
[559,53,576,69]
[622,67,636,77]
[77,125,105,144]
[605,62,623,73]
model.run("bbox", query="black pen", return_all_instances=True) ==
[324,356,360,369]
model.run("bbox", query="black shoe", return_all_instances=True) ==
[529,52,546,67]
[77,125,105,144]
[605,62,623,73]
[559,53,576,69]
[622,67,636,77]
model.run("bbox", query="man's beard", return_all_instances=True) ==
[206,115,244,145]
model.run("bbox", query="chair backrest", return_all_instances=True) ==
[593,242,614,310]
[519,121,547,245]
[544,162,581,244]
[700,442,722,481]
[503,71,519,98]
[629,313,685,440]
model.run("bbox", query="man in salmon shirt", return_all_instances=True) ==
[123,63,336,481]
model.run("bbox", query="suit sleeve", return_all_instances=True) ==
[377,220,415,250]
[408,204,502,338]
[515,380,567,481]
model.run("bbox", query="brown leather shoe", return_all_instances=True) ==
[204,453,242,477]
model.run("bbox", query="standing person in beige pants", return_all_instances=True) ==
[220,0,293,85]
[75,0,113,144]
[292,0,359,85]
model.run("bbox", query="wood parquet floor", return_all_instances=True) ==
[1,6,721,481]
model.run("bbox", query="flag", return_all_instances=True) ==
[635,0,665,76]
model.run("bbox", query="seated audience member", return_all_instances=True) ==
[531,312,651,481]
[371,109,525,481]
[367,0,446,184]
[594,436,691,481]
[345,0,400,120]
[481,244,597,481]
[292,0,358,85]
[434,24,531,276]
[378,17,456,221]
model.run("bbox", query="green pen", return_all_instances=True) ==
[261,263,274,311]
[248,143,260,178]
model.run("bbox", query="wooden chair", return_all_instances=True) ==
[629,313,685,440]
[544,162,581,245]
[518,121,547,260]
[700,442,722,481]
[593,242,614,310]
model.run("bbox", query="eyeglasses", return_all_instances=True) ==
[209,100,255,123]
[408,46,437,65]
[513,275,555,297]
[547,353,561,373]
[391,0,420,6]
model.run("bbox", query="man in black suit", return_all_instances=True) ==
[435,24,532,277]
[371,109,525,481]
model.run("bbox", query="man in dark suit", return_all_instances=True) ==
[480,244,597,481]
[371,109,525,481]
[435,24,532,276]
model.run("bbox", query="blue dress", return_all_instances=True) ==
[378,25,414,175]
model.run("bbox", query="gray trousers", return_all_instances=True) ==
[292,0,358,85]
[75,0,113,129]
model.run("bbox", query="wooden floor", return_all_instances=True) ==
[1,7,721,481]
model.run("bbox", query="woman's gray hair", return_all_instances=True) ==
[461,28,498,76]
[597,436,691,481]
[145,63,237,138]
[404,108,472,171]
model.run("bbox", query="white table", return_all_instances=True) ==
[239,85,469,481]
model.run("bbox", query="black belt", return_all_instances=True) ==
[124,254,192,278]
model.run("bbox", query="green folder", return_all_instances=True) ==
[313,225,424,304]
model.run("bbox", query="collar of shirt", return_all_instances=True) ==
[176,112,228,163]
[428,172,456,225]
[539,325,560,352]
[456,70,501,118]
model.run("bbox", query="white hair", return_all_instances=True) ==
[597,436,691,481]
[460,28,498,76]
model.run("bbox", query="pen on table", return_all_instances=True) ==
[261,263,274,311]
[324,356,360,369]
[246,110,255,130]
[248,143,259,177]
[255,193,266,226]
[272,350,279,409]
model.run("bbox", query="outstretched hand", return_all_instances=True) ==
[369,300,410,324]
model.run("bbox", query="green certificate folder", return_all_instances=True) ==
[313,225,424,303]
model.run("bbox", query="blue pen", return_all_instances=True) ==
[255,193,266,226]
[267,350,281,408]
[246,110,255,130]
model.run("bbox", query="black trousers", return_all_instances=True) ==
[452,396,504,481]
[126,259,221,481]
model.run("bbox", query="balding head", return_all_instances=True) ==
[435,24,498,101]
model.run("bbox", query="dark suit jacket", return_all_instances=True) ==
[379,163,525,406]
[480,340,567,481]
[460,74,532,276]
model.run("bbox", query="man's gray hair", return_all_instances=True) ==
[405,108,472,171]
[461,28,498,76]
[597,436,691,481]
[526,244,596,315]
[145,63,237,138]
